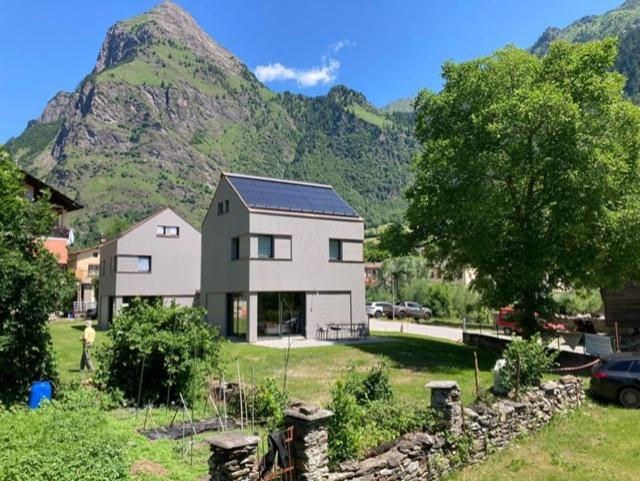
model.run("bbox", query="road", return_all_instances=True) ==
[369,318,464,342]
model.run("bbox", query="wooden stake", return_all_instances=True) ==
[252,367,256,434]
[236,359,244,431]
[614,321,621,352]
[515,356,521,401]
[473,351,480,396]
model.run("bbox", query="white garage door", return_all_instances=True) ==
[311,292,351,324]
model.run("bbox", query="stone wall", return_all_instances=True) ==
[208,376,584,481]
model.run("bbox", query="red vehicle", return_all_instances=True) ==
[496,307,566,335]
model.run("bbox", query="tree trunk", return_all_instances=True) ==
[520,292,538,339]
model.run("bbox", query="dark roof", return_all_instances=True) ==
[225,173,360,218]
[23,170,83,212]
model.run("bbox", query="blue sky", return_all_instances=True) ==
[0,0,622,142]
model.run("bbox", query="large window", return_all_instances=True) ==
[231,237,240,260]
[258,292,305,337]
[329,239,342,261]
[258,235,274,258]
[157,225,179,237]
[137,256,151,273]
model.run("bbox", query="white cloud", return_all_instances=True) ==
[254,40,352,88]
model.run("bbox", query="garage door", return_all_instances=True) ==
[311,292,351,324]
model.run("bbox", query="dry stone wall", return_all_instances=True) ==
[208,376,584,481]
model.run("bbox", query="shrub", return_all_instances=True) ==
[0,390,129,481]
[553,289,602,315]
[95,300,222,406]
[249,377,288,432]
[326,360,431,466]
[500,334,558,391]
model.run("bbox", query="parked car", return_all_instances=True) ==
[393,302,432,321]
[366,302,393,319]
[496,307,566,335]
[590,353,640,408]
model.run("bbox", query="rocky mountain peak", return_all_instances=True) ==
[94,1,243,76]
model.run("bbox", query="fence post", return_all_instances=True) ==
[284,402,333,481]
[426,380,463,435]
[208,432,260,481]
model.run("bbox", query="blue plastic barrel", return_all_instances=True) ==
[28,381,52,409]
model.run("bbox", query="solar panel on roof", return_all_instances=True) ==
[227,175,359,217]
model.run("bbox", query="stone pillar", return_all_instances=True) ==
[426,380,463,435]
[284,402,333,481]
[208,432,260,481]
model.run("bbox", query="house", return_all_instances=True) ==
[601,285,640,334]
[201,173,366,343]
[22,169,82,265]
[365,262,382,286]
[98,207,201,327]
[68,244,101,316]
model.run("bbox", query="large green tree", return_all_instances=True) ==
[408,39,640,335]
[0,148,75,404]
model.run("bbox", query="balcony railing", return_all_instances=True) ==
[50,225,70,239]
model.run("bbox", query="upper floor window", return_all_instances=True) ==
[92,251,98,258]
[157,225,180,237]
[101,259,106,275]
[88,264,99,276]
[258,235,274,258]
[218,202,224,215]
[137,256,151,273]
[225,200,230,213]
[231,237,240,260]
[111,256,118,273]
[329,239,342,261]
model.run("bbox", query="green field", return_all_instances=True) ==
[48,320,640,480]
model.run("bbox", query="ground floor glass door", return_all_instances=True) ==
[226,293,248,340]
[258,292,305,337]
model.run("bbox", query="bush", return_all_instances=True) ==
[553,289,602,315]
[95,300,222,406]
[0,390,129,481]
[327,361,430,466]
[248,377,288,432]
[500,334,558,391]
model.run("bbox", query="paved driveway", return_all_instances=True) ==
[369,318,464,342]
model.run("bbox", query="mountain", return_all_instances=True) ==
[381,98,414,114]
[531,0,640,100]
[5,2,416,245]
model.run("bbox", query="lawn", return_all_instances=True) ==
[47,320,640,481]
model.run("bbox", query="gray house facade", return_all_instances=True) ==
[98,207,201,327]
[201,173,366,343]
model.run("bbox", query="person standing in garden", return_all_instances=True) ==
[80,320,96,372]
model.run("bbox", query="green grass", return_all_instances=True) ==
[48,321,640,480]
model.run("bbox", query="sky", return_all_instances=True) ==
[0,0,623,142]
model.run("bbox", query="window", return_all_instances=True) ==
[231,237,240,260]
[157,225,180,237]
[225,200,229,213]
[101,259,106,275]
[329,239,342,261]
[258,235,274,258]
[92,251,98,258]
[217,202,224,215]
[137,256,151,273]
[631,361,640,373]
[111,256,118,273]
[88,264,99,276]
[608,360,633,372]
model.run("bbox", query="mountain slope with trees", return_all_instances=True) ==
[531,0,640,101]
[5,2,415,245]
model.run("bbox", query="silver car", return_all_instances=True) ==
[366,302,393,318]
[394,302,432,320]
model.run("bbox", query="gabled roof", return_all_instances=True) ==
[100,206,200,247]
[22,170,83,212]
[224,173,361,219]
